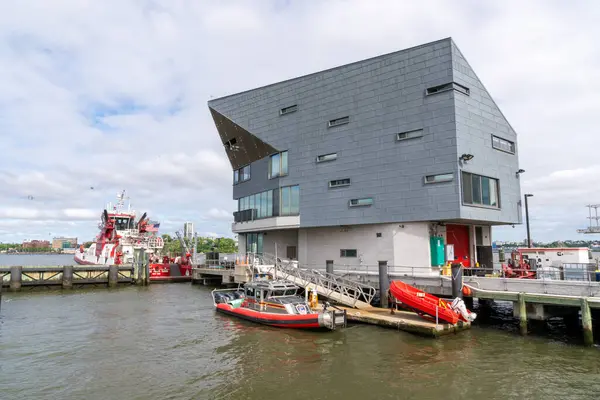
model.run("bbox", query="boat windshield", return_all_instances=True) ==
[269,289,297,297]
[113,217,131,231]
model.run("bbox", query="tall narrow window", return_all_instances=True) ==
[279,185,299,216]
[269,151,288,178]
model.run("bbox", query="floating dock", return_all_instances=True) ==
[322,305,470,338]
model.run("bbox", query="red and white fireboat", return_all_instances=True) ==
[74,190,192,282]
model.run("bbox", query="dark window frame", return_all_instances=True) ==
[340,249,357,258]
[233,164,251,185]
[316,152,338,163]
[349,197,374,207]
[328,116,350,128]
[279,104,298,115]
[425,82,470,96]
[491,134,516,154]
[329,178,351,188]
[268,150,289,179]
[461,171,501,209]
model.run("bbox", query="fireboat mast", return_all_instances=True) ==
[106,190,133,215]
[577,204,600,234]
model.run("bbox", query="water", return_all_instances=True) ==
[1,285,599,400]
[0,253,76,266]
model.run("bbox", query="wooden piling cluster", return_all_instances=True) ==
[0,265,135,291]
[452,264,598,346]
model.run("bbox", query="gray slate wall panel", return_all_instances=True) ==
[209,38,521,228]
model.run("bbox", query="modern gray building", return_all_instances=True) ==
[208,37,522,273]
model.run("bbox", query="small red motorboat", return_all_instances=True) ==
[389,281,476,324]
[212,280,347,330]
[149,255,192,283]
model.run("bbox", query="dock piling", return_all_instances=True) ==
[378,261,389,309]
[517,292,527,335]
[9,266,22,292]
[108,265,119,288]
[451,263,462,299]
[62,265,74,289]
[581,297,594,346]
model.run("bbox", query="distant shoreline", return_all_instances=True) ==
[0,252,72,255]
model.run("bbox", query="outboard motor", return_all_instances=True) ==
[450,298,477,322]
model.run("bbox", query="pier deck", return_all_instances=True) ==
[325,305,470,338]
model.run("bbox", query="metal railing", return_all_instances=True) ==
[257,253,377,307]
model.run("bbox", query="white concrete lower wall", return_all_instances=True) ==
[297,222,434,274]
[262,230,299,259]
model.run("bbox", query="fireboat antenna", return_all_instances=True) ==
[577,204,600,234]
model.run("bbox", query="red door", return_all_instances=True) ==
[446,225,471,267]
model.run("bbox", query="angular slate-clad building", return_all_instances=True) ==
[208,37,522,273]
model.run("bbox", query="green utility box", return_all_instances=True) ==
[430,236,445,266]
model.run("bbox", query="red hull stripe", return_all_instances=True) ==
[216,306,322,328]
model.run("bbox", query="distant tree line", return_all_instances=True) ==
[160,234,237,255]
[0,243,54,253]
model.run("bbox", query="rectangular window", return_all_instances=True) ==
[269,151,288,178]
[316,153,337,163]
[290,185,299,215]
[424,173,453,184]
[279,185,299,216]
[328,116,350,127]
[397,129,423,141]
[461,171,500,208]
[349,197,373,207]
[329,178,351,188]
[279,105,298,115]
[237,190,275,218]
[233,165,250,184]
[426,82,470,96]
[492,135,515,154]
[340,249,357,258]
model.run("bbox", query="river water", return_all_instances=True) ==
[1,254,600,399]
[1,283,599,400]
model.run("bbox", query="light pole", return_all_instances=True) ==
[524,194,534,248]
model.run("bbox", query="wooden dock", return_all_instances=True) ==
[0,265,135,291]
[322,304,470,338]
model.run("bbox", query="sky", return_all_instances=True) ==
[0,0,599,244]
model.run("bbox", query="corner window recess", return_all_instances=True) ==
[426,82,470,96]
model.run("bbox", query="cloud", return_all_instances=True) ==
[0,0,598,243]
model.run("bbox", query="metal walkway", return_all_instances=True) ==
[257,253,376,309]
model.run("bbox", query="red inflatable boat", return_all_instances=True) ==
[389,281,475,324]
[212,280,347,330]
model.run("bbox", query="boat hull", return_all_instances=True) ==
[390,281,461,324]
[149,263,192,283]
[215,303,325,329]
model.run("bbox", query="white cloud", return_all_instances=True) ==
[0,0,598,243]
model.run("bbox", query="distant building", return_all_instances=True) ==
[52,237,78,249]
[184,222,194,239]
[22,240,51,249]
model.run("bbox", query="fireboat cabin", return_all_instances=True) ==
[208,37,522,274]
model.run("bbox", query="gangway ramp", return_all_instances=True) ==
[258,254,376,309]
